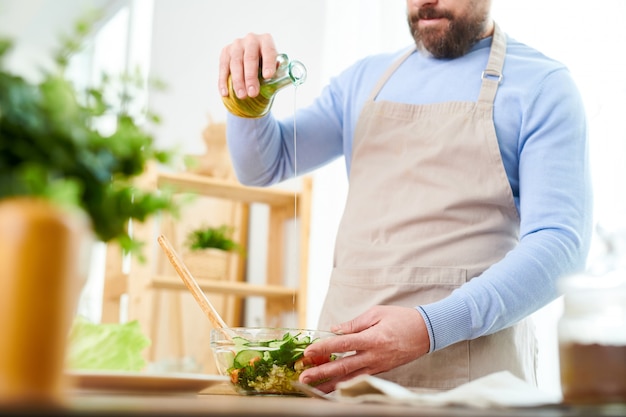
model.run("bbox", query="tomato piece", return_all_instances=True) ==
[230,368,240,384]
[297,355,331,370]
[309,355,331,366]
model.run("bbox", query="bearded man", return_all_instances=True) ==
[218,0,592,391]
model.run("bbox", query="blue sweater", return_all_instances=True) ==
[226,34,593,352]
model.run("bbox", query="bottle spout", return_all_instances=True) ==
[288,60,307,86]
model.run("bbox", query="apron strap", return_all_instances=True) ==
[366,47,414,102]
[477,23,506,105]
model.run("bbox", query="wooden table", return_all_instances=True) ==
[3,384,624,417]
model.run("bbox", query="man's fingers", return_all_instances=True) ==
[217,47,234,97]
[299,353,377,393]
[257,34,278,79]
[333,309,382,335]
[304,332,366,360]
[300,351,362,386]
[218,33,278,100]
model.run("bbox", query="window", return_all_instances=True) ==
[71,0,155,323]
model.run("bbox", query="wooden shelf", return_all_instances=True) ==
[150,275,297,299]
[158,172,298,209]
[154,170,312,326]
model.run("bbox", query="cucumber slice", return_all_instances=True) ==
[295,336,311,345]
[231,336,249,347]
[234,350,263,368]
[268,340,285,348]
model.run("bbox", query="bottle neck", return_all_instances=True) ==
[259,56,307,98]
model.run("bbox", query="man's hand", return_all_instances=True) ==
[218,33,278,100]
[298,305,430,393]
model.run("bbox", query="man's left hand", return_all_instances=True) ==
[298,305,430,393]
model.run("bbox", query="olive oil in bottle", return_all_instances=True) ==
[222,53,307,118]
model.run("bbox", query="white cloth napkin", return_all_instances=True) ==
[331,371,561,409]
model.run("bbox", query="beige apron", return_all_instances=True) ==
[318,25,537,390]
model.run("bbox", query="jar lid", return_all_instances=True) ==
[558,269,626,345]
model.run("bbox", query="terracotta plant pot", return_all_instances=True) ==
[0,198,92,408]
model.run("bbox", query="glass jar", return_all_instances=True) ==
[221,53,307,119]
[557,269,626,405]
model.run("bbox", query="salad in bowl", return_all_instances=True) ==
[210,327,339,395]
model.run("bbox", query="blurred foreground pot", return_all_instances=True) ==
[0,198,92,408]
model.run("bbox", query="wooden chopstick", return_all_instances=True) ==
[157,234,229,330]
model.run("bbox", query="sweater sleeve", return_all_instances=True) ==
[418,68,593,352]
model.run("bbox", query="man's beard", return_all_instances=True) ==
[407,4,488,59]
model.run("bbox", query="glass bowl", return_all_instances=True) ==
[210,327,339,396]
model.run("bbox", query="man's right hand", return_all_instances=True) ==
[218,33,278,100]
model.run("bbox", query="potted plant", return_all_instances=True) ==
[186,224,243,253]
[0,15,179,407]
[183,224,244,280]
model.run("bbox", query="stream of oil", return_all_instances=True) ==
[292,86,298,320]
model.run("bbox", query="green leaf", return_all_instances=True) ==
[65,316,151,371]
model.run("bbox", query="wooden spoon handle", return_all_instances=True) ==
[157,234,229,330]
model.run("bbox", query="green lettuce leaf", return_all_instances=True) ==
[66,316,151,371]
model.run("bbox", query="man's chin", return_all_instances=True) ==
[415,31,447,57]
[416,42,436,58]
